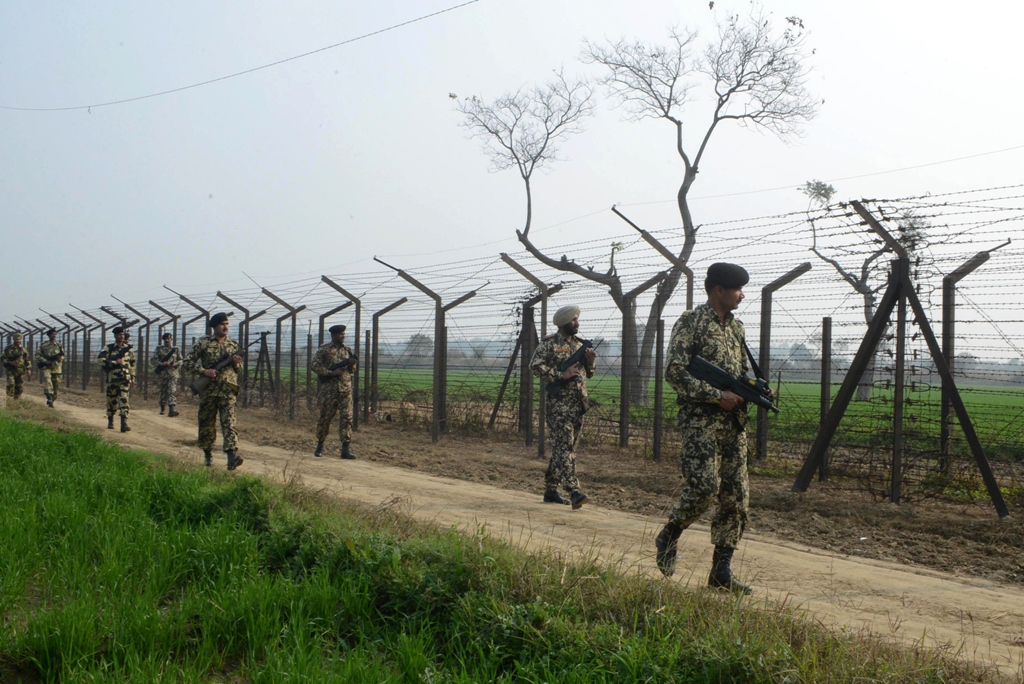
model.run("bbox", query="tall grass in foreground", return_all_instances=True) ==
[0,414,1001,682]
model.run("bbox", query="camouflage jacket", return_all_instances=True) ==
[1,345,30,374]
[36,341,65,374]
[151,345,182,373]
[310,342,355,390]
[665,303,749,427]
[182,335,241,396]
[530,333,595,407]
[99,343,136,386]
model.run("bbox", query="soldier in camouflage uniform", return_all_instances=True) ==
[151,332,182,417]
[311,324,357,459]
[655,263,763,594]
[2,333,32,402]
[98,326,136,432]
[531,304,596,510]
[36,328,65,407]
[182,312,244,469]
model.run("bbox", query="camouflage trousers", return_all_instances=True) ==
[6,372,26,399]
[42,372,61,400]
[197,392,238,452]
[544,398,586,493]
[157,371,178,407]
[105,382,131,418]
[315,383,352,444]
[669,416,749,549]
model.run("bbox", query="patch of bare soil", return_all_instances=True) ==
[7,387,1024,678]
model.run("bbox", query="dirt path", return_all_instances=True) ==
[21,397,1024,677]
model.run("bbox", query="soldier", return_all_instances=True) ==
[35,328,65,407]
[151,332,182,417]
[310,324,357,459]
[530,304,596,510]
[98,326,136,432]
[2,332,32,403]
[654,262,762,594]
[182,312,244,469]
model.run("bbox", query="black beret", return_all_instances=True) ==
[112,326,125,335]
[328,324,347,334]
[210,312,231,326]
[46,328,57,335]
[161,332,173,340]
[705,263,749,291]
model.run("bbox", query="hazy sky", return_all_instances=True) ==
[2,0,1022,324]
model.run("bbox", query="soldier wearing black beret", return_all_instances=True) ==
[655,262,756,594]
[310,323,358,459]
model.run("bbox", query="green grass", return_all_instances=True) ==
[0,413,997,681]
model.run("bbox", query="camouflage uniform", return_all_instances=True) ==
[310,341,355,444]
[2,343,31,400]
[531,333,595,495]
[36,341,65,403]
[99,343,136,419]
[182,335,241,453]
[151,345,182,409]
[664,303,750,550]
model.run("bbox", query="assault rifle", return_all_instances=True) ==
[153,348,177,374]
[36,350,64,369]
[686,355,779,414]
[321,357,357,377]
[101,344,133,373]
[189,351,245,396]
[545,339,597,397]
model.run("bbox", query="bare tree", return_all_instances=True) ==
[454,70,595,237]
[573,6,818,401]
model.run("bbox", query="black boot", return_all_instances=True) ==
[314,441,324,458]
[341,442,356,460]
[543,490,569,505]
[227,450,243,471]
[707,546,752,595]
[569,490,589,510]
[46,395,54,408]
[107,416,115,430]
[167,406,179,417]
[203,450,213,467]
[120,416,131,433]
[655,521,684,577]
[160,403,165,415]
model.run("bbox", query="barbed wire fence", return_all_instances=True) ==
[3,184,1023,512]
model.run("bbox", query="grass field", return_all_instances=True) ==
[0,413,993,682]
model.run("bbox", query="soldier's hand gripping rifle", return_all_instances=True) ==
[686,355,779,414]
[153,348,176,374]
[189,351,245,396]
[101,344,133,373]
[36,351,64,369]
[320,356,357,378]
[545,339,597,397]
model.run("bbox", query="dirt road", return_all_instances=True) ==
[24,397,1024,677]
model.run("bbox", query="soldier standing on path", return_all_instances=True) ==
[310,324,357,459]
[151,332,182,417]
[36,328,65,407]
[182,312,244,470]
[2,333,32,403]
[530,304,596,510]
[99,326,136,432]
[654,262,762,595]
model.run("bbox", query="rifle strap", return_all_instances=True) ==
[743,340,765,381]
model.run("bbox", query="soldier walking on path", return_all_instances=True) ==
[2,333,32,403]
[36,328,65,407]
[655,263,764,595]
[151,332,182,417]
[531,304,596,510]
[310,324,357,459]
[98,326,136,432]
[182,312,244,470]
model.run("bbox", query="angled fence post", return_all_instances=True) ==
[613,206,694,310]
[371,298,407,413]
[320,277,362,431]
[620,272,666,448]
[262,288,307,420]
[64,312,91,390]
[165,287,209,351]
[113,297,157,400]
[216,292,268,405]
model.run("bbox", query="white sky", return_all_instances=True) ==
[2,0,1022,324]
